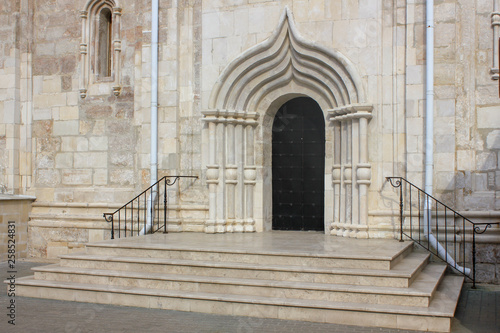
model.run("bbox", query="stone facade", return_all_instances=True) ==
[0,195,35,261]
[0,0,499,280]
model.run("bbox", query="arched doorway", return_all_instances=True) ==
[203,9,372,234]
[272,97,325,231]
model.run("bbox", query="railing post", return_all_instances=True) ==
[164,177,168,234]
[472,229,476,289]
[103,213,115,240]
[399,179,404,242]
[386,177,404,242]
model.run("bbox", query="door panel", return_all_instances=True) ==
[272,97,325,231]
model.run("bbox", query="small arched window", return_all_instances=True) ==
[80,0,122,98]
[97,8,112,78]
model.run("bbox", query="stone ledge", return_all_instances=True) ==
[0,194,36,201]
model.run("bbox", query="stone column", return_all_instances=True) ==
[331,122,342,235]
[225,117,236,232]
[216,120,226,233]
[234,117,245,232]
[112,7,122,96]
[492,3,500,80]
[244,116,258,232]
[339,120,347,236]
[356,112,372,239]
[205,119,218,233]
[328,104,373,238]
[350,116,360,238]
[344,119,353,237]
[79,11,88,98]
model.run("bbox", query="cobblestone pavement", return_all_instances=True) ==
[0,260,498,333]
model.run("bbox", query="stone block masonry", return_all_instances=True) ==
[0,195,35,261]
[0,0,497,284]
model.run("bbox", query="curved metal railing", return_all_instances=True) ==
[387,177,499,288]
[103,176,197,239]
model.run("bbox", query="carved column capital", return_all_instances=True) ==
[244,166,257,184]
[206,165,219,184]
[356,163,372,185]
[343,165,352,184]
[332,165,342,184]
[492,12,500,26]
[225,165,238,184]
[79,43,88,55]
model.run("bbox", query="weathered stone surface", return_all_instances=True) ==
[110,169,134,186]
[476,152,497,171]
[53,120,79,136]
[84,105,113,119]
[89,136,108,151]
[55,153,73,168]
[478,106,500,129]
[33,120,53,137]
[475,263,497,284]
[35,169,60,186]
[61,169,92,185]
[110,151,134,167]
[486,130,500,150]
[475,244,500,263]
[73,152,107,169]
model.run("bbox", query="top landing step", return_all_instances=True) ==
[85,232,414,269]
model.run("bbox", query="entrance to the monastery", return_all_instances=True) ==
[272,97,325,231]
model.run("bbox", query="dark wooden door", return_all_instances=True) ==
[272,97,325,231]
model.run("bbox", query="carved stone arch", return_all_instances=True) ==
[83,0,120,12]
[80,0,122,98]
[203,8,373,237]
[209,8,366,113]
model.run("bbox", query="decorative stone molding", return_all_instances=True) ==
[80,0,122,98]
[205,8,371,235]
[202,110,259,233]
[208,8,365,112]
[328,104,373,239]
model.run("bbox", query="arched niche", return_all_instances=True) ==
[79,0,122,98]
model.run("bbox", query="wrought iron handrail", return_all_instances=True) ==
[103,176,197,239]
[387,177,499,288]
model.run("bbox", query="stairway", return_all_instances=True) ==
[14,232,463,332]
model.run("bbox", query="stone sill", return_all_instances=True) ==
[0,194,36,201]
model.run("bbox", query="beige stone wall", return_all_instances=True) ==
[24,0,208,256]
[0,1,28,195]
[403,0,500,218]
[0,195,35,261]
[0,0,498,265]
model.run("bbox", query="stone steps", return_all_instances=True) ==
[84,240,414,270]
[15,273,463,332]
[31,262,446,307]
[57,251,429,288]
[11,233,464,332]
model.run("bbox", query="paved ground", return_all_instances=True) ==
[0,260,498,333]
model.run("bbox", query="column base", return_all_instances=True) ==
[244,219,255,232]
[215,220,226,233]
[205,220,216,234]
[233,219,244,232]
